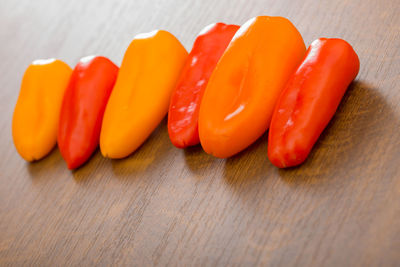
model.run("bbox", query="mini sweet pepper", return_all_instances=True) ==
[12,59,72,161]
[199,16,306,158]
[100,30,188,158]
[268,38,360,168]
[58,55,118,169]
[168,22,239,148]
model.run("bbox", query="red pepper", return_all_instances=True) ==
[58,56,118,169]
[268,38,360,168]
[168,22,239,148]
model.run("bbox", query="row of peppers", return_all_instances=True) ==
[12,16,360,169]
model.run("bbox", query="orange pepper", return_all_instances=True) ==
[12,59,72,161]
[199,16,306,158]
[100,30,188,159]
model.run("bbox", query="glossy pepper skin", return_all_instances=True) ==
[168,23,239,148]
[100,30,188,159]
[199,16,306,158]
[12,59,72,161]
[58,56,118,169]
[268,38,360,168]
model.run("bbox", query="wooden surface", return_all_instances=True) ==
[1,0,399,266]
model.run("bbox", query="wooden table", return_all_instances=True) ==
[1,0,399,266]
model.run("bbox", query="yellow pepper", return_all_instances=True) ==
[12,59,72,161]
[100,30,188,158]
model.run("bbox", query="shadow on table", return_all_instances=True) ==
[183,144,219,174]
[25,146,104,184]
[220,80,400,189]
[27,81,399,189]
[108,118,172,179]
[274,80,400,185]
[182,125,272,179]
[222,132,273,186]
[26,147,65,182]
[71,148,109,183]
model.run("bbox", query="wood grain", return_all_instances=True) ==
[0,0,399,266]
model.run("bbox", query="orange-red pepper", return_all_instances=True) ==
[58,56,118,169]
[199,16,306,158]
[168,23,239,148]
[12,59,72,161]
[268,38,360,168]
